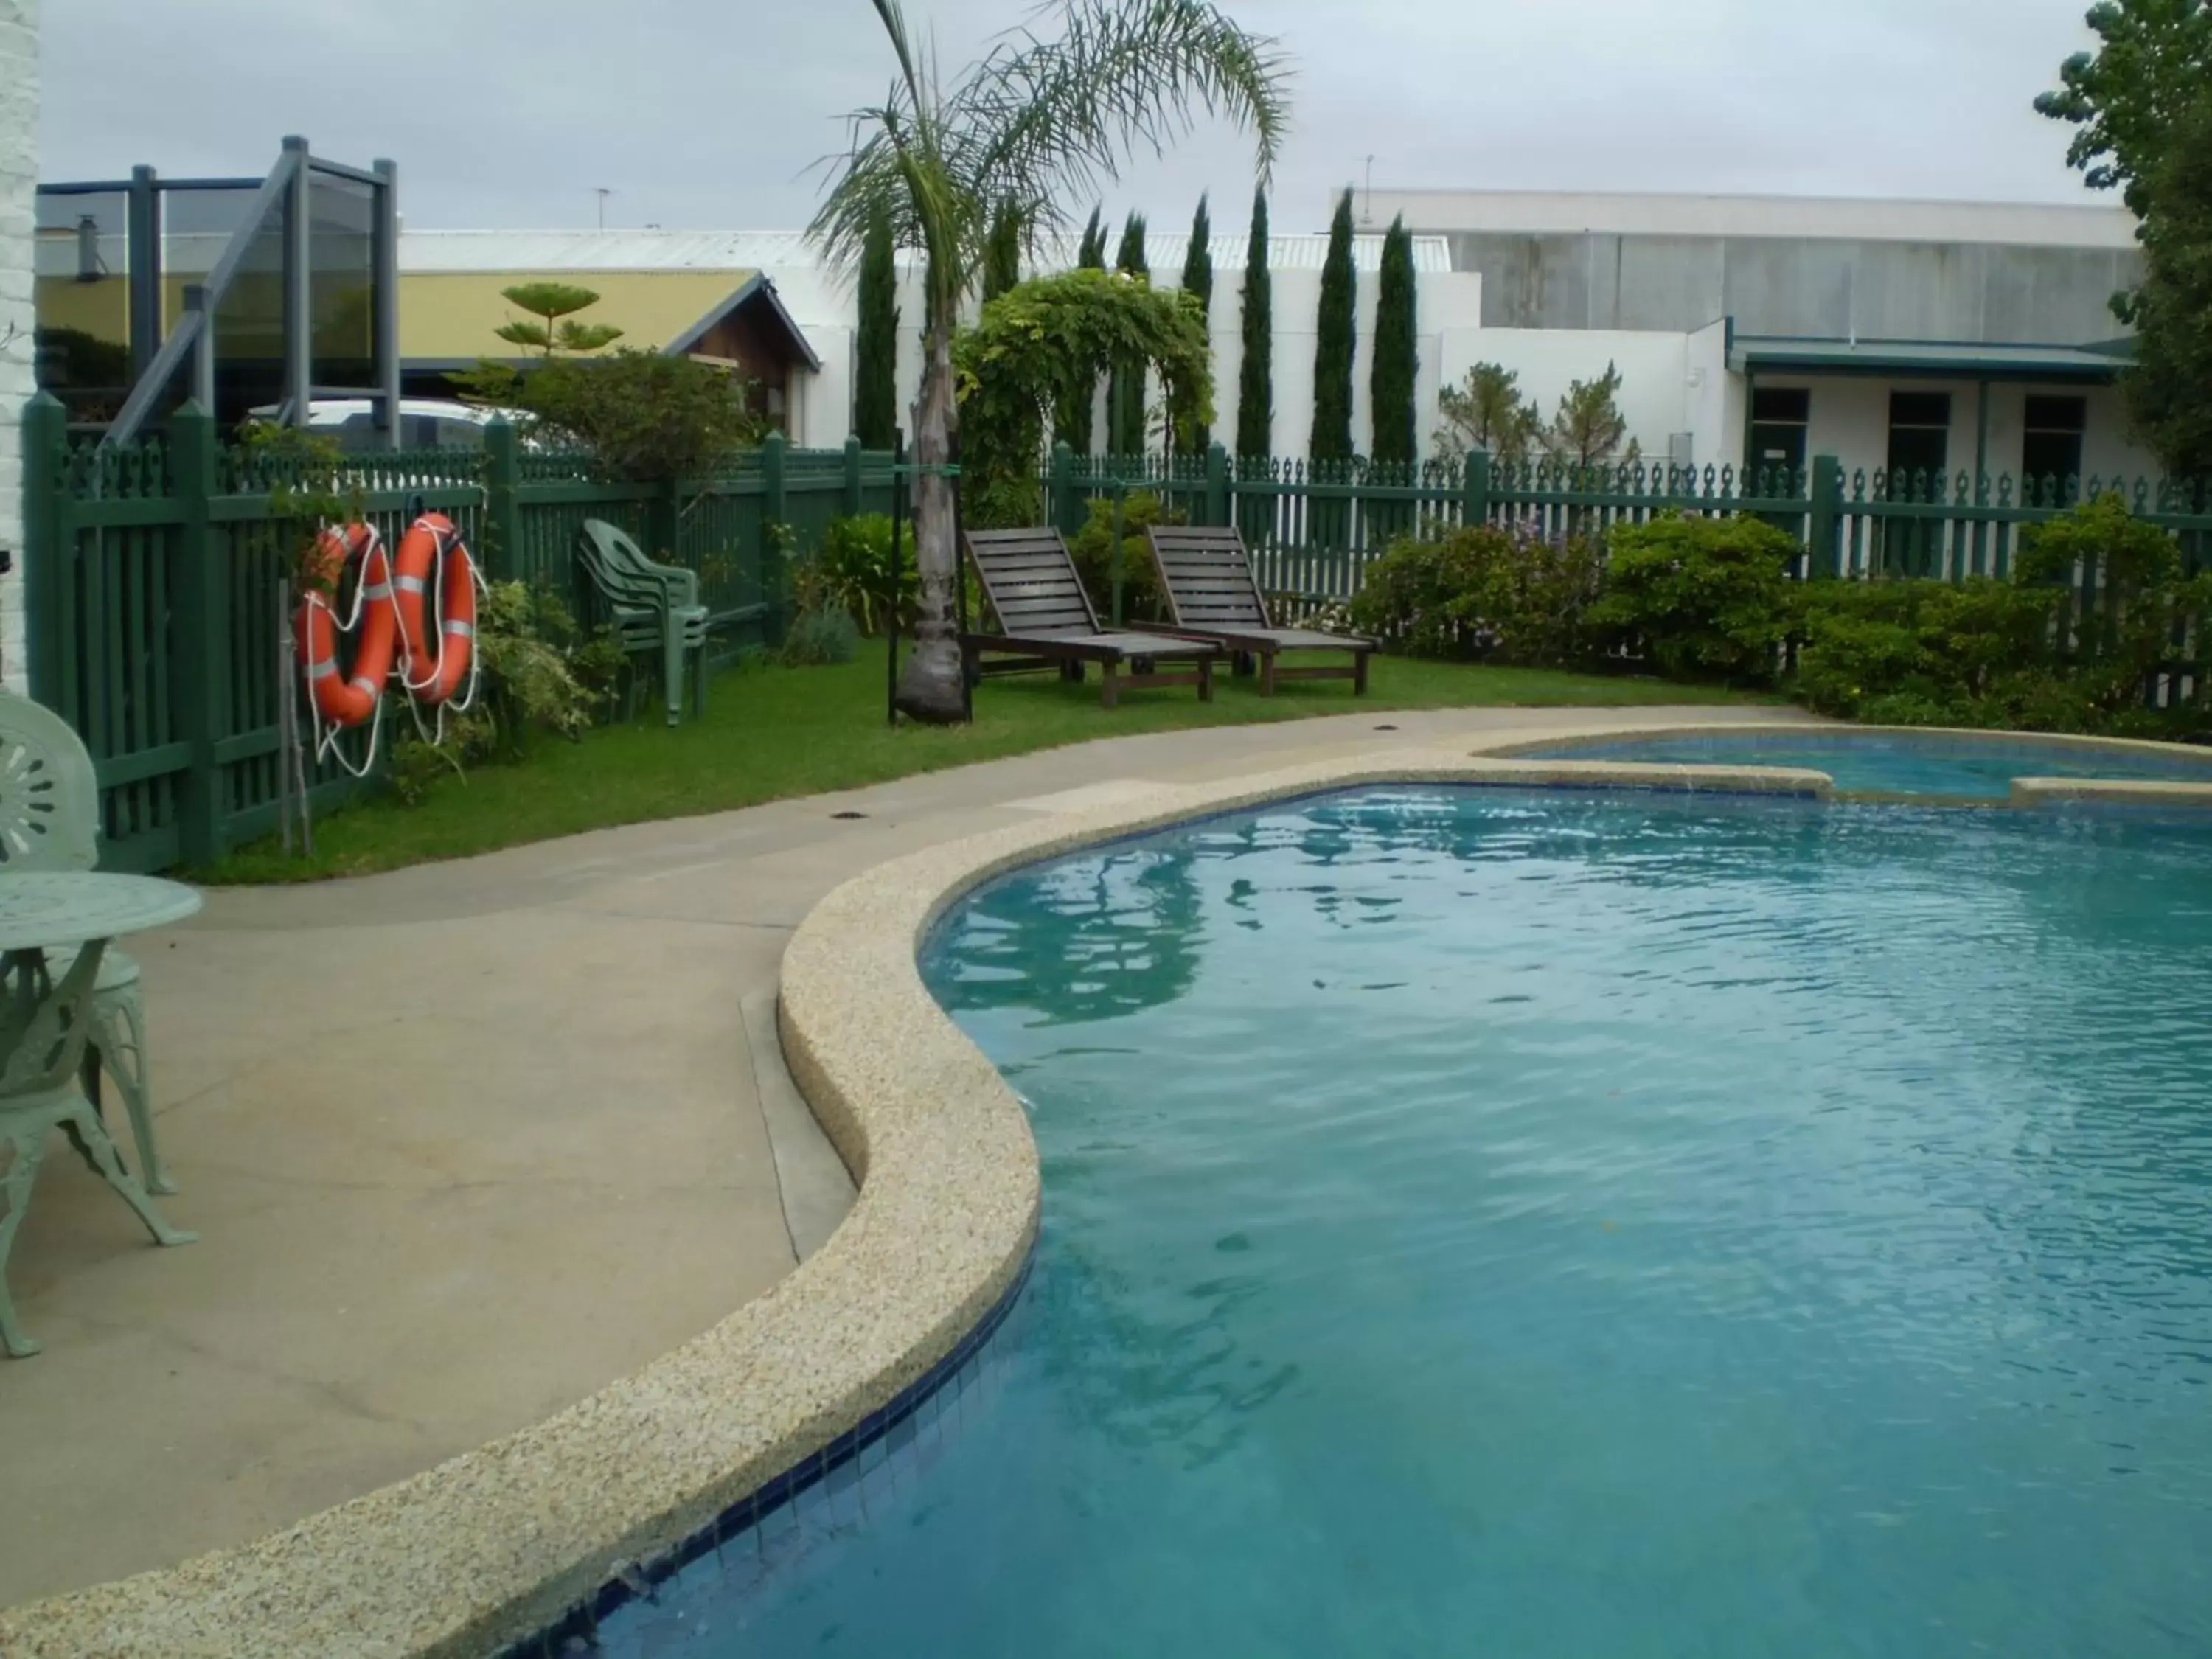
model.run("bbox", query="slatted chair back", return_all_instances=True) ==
[0,689,100,873]
[1146,526,1273,632]
[964,529,1100,636]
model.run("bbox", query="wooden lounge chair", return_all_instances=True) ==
[962,528,1215,709]
[1145,525,1374,695]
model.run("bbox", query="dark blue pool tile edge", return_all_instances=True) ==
[489,1242,1037,1659]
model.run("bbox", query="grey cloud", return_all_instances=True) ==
[41,0,2107,234]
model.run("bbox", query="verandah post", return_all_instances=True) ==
[482,417,519,580]
[842,433,863,518]
[762,428,788,644]
[1462,448,1491,530]
[1808,454,1844,580]
[169,399,227,866]
[19,392,67,704]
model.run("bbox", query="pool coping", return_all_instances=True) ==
[10,736,2177,1658]
[1479,719,2212,773]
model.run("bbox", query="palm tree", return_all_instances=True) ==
[810,0,1290,723]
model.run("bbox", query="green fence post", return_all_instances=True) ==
[842,434,863,518]
[1462,448,1491,530]
[482,417,519,581]
[1205,441,1229,528]
[169,400,227,866]
[19,393,67,704]
[762,428,788,644]
[1808,454,1843,579]
[1051,440,1077,537]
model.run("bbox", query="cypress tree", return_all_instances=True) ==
[1235,188,1273,459]
[1369,215,1418,467]
[1310,189,1357,464]
[1057,209,1110,453]
[853,203,899,450]
[981,201,1023,305]
[1109,212,1150,456]
[1178,195,1214,455]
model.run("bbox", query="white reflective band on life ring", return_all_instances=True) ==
[443,619,475,637]
[361,581,393,601]
[349,675,381,699]
[395,574,427,594]
[308,658,339,680]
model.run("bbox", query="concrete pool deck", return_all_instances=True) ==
[0,702,1826,1649]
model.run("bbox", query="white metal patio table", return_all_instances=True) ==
[0,871,203,1357]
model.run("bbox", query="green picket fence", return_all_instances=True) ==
[1050,445,2212,619]
[21,394,897,872]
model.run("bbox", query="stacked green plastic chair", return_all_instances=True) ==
[577,520,712,725]
[0,689,195,1357]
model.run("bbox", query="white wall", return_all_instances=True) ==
[754,251,1483,461]
[1435,327,1703,463]
[0,0,33,692]
[1753,376,2163,490]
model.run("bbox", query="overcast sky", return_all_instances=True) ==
[41,0,2113,236]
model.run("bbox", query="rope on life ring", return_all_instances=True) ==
[293,515,487,775]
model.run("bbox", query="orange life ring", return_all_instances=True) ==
[296,523,397,728]
[392,513,478,707]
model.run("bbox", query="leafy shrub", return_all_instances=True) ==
[1065,492,1183,625]
[518,349,768,481]
[780,608,861,667]
[798,514,917,635]
[1791,494,2212,736]
[1587,512,1799,682]
[387,581,622,803]
[1348,520,1604,664]
[965,474,1046,532]
[1791,577,2068,723]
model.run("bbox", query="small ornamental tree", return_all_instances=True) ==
[1309,189,1356,463]
[1235,187,1273,459]
[1541,361,1637,472]
[1058,207,1113,453]
[1109,212,1151,456]
[2118,87,2212,479]
[854,204,900,450]
[495,282,624,357]
[1368,215,1417,466]
[1178,195,1214,454]
[981,200,1024,304]
[1433,362,1539,464]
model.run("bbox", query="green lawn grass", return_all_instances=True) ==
[202,653,1774,883]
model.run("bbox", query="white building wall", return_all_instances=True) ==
[1435,327,1700,464]
[0,0,35,693]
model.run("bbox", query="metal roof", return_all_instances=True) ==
[400,228,1456,275]
[1365,189,2140,251]
[1728,335,2134,383]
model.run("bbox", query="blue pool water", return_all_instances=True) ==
[607,787,2212,1658]
[1521,728,2212,799]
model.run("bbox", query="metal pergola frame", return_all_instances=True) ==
[42,136,403,448]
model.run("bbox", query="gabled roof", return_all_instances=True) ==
[397,268,818,370]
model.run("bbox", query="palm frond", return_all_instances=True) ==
[957,0,1292,212]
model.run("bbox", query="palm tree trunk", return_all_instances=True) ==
[895,319,967,723]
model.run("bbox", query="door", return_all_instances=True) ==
[1884,392,1951,576]
[1747,387,1809,494]
[2021,394,2087,507]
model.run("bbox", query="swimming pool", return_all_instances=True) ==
[1517,727,2212,799]
[602,785,2212,1658]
